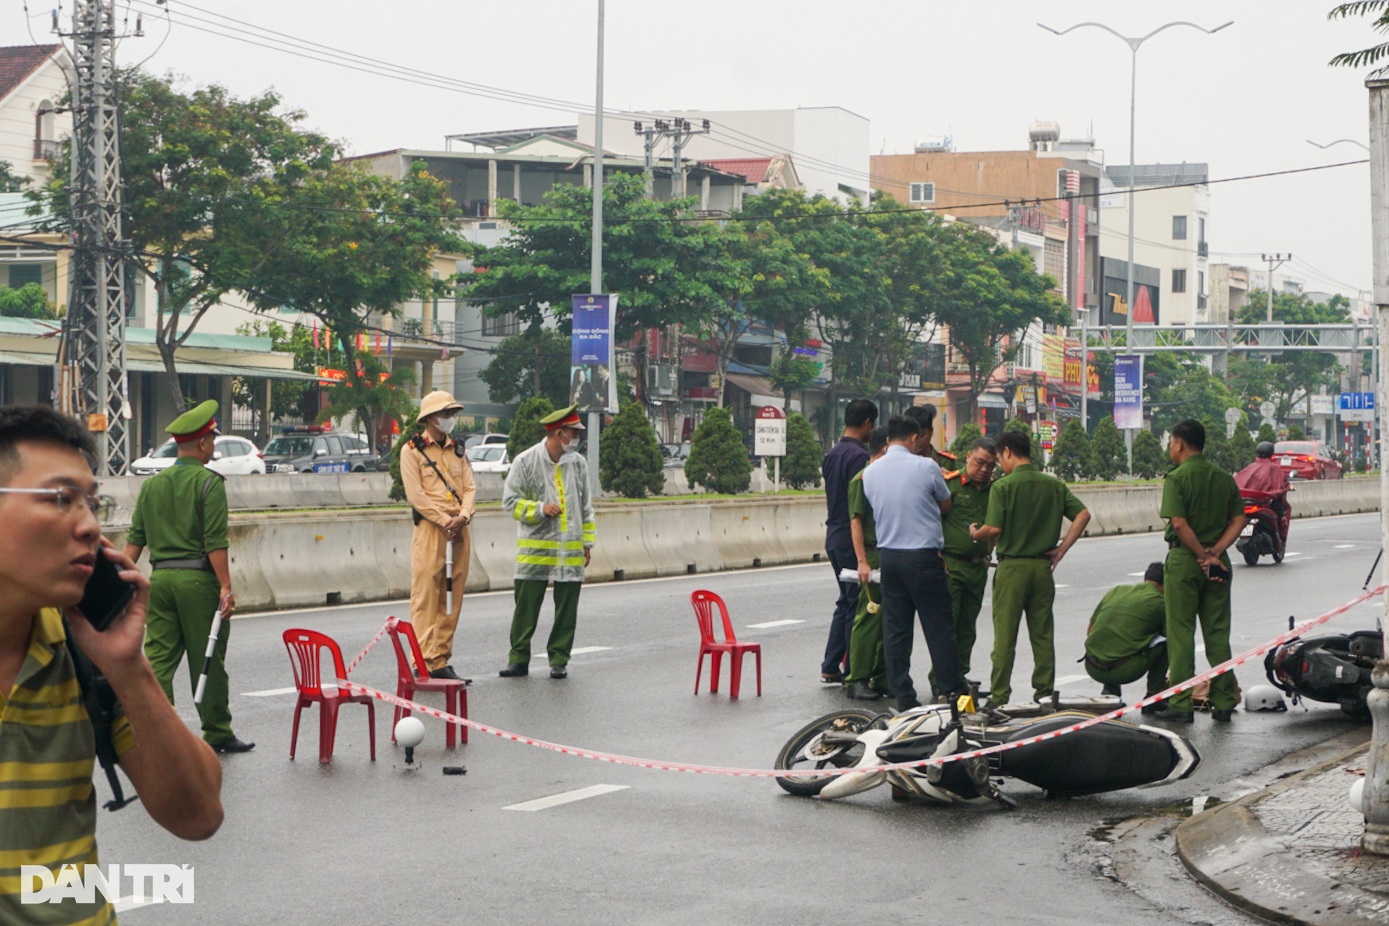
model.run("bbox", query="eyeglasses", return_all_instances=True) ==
[0,486,117,522]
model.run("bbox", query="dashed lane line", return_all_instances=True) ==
[504,784,630,811]
[747,619,805,629]
[241,686,298,697]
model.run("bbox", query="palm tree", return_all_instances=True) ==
[1330,1,1389,72]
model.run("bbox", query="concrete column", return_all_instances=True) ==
[487,158,497,217]
[513,163,522,201]
[1362,76,1389,855]
[700,175,710,211]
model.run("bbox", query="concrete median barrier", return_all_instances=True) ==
[641,503,723,575]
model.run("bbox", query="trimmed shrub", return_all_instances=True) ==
[950,423,983,459]
[599,401,665,498]
[782,413,822,490]
[1228,419,1257,473]
[1131,430,1166,479]
[685,406,751,494]
[1049,419,1091,482]
[1089,416,1126,481]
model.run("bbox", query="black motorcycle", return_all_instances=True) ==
[1265,628,1382,718]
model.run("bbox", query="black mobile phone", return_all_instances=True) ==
[76,551,137,632]
[1206,561,1232,583]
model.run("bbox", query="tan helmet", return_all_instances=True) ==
[416,391,464,424]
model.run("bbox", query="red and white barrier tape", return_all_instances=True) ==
[337,585,1386,778]
[344,617,397,676]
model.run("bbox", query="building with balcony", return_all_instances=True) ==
[0,44,71,190]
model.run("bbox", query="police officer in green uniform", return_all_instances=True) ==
[1083,562,1168,709]
[936,437,996,690]
[124,400,253,753]
[1155,419,1245,724]
[970,428,1090,707]
[844,426,888,700]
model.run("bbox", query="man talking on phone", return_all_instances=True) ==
[1156,419,1245,724]
[0,405,223,924]
[124,400,252,753]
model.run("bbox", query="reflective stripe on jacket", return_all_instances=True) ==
[502,440,596,582]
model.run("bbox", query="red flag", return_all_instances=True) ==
[312,322,319,350]
[374,331,381,353]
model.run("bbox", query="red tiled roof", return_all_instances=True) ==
[0,45,61,103]
[700,158,773,185]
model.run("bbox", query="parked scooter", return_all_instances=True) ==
[1235,487,1290,566]
[1265,621,1382,718]
[774,698,1200,806]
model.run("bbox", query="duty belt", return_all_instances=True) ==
[152,557,212,571]
[997,553,1050,561]
[1083,652,1136,672]
[942,550,988,566]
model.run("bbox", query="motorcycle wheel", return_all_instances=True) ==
[1341,697,1370,719]
[1243,546,1260,567]
[774,709,882,797]
[1272,544,1285,564]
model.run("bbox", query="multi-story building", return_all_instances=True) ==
[1100,163,1211,326]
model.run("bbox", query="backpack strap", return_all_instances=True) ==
[62,619,136,812]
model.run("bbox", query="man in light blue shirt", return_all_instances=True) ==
[862,416,961,710]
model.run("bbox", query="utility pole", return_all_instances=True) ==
[59,0,131,475]
[586,0,605,494]
[633,120,658,197]
[667,118,710,199]
[1261,252,1292,321]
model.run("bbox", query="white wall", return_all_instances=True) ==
[1101,183,1209,326]
[0,52,71,189]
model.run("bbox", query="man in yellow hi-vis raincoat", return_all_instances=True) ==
[499,404,596,680]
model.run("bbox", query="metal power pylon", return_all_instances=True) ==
[58,0,130,475]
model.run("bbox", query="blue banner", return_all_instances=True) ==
[570,294,618,412]
[1113,354,1144,430]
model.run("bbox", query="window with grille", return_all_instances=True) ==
[909,182,935,204]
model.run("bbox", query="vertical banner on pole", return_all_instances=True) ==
[571,294,618,413]
[1113,354,1144,431]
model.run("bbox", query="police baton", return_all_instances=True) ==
[444,536,454,614]
[193,608,224,705]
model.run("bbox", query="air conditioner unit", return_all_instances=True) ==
[1003,362,1017,379]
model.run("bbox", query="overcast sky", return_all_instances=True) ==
[6,1,1380,297]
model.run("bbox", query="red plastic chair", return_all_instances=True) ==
[386,619,468,748]
[282,629,377,764]
[691,590,762,698]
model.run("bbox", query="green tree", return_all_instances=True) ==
[931,225,1070,421]
[0,160,24,192]
[1202,423,1233,472]
[480,325,570,406]
[1330,1,1389,71]
[1049,419,1092,482]
[950,422,983,458]
[316,352,416,449]
[231,320,315,440]
[1089,416,1127,481]
[236,160,464,443]
[41,72,340,413]
[388,413,423,502]
[1150,365,1236,432]
[1257,422,1277,445]
[507,396,554,462]
[1230,291,1349,422]
[685,406,751,494]
[767,351,820,413]
[1228,418,1257,473]
[599,401,665,498]
[1287,422,1306,440]
[1132,430,1166,479]
[782,413,822,490]
[0,283,54,319]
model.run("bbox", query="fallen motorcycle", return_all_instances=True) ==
[774,700,1200,806]
[1265,626,1382,718]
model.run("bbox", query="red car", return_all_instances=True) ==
[1273,440,1342,480]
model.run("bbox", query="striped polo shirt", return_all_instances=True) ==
[0,608,133,925]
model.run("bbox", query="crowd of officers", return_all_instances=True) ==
[822,404,1246,724]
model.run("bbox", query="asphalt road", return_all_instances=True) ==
[97,512,1384,925]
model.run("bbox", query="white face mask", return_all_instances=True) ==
[433,415,455,434]
[559,431,579,454]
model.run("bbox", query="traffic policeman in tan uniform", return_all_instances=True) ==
[937,437,996,689]
[400,391,476,682]
[1155,419,1245,723]
[969,428,1090,707]
[124,400,252,752]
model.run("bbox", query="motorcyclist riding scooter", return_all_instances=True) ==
[1234,441,1291,566]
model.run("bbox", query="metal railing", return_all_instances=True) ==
[32,138,59,161]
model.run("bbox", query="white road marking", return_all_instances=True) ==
[1335,544,1358,549]
[747,619,805,629]
[1284,551,1303,557]
[504,784,630,811]
[242,686,297,697]
[532,646,611,659]
[1054,675,1088,687]
[1054,584,1070,589]
[1126,572,1146,577]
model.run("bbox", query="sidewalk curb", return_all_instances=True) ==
[1175,742,1379,926]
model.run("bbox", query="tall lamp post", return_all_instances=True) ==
[587,0,605,493]
[1039,19,1231,467]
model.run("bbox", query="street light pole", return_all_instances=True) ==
[1039,20,1231,470]
[586,0,605,493]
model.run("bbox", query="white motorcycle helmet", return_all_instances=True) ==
[1245,684,1287,712]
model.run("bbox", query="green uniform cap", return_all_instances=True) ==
[540,403,585,430]
[166,399,220,440]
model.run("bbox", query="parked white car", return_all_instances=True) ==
[466,444,510,474]
[130,435,267,476]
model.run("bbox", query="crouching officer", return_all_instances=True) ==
[400,391,476,682]
[124,400,253,753]
[1082,562,1168,711]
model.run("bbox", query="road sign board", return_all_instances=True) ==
[754,406,787,456]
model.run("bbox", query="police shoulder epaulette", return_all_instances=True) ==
[943,469,963,481]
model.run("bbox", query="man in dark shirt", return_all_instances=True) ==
[820,398,878,683]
